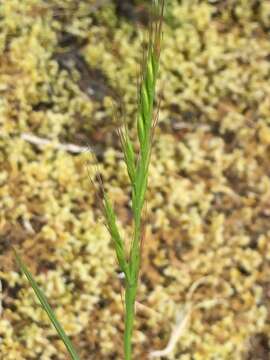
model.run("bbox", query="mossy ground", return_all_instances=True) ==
[1,1,270,359]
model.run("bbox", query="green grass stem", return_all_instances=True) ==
[104,2,164,359]
[14,2,164,359]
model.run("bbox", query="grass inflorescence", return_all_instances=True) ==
[15,1,164,359]
[103,2,164,358]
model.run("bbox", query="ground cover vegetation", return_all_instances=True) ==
[1,0,270,359]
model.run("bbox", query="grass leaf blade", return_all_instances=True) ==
[14,249,81,360]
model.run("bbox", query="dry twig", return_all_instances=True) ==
[21,133,93,154]
[149,276,226,359]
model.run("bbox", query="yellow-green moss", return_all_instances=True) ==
[1,0,270,359]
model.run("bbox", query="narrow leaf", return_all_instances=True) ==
[14,249,81,360]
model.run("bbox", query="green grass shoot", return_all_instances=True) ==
[14,1,164,359]
[103,1,164,359]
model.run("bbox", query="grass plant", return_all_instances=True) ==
[15,1,164,359]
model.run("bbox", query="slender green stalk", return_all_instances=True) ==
[104,2,164,359]
[124,283,137,359]
[14,2,164,359]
